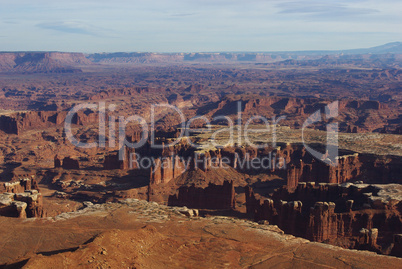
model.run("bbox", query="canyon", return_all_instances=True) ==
[0,47,401,267]
[245,182,402,256]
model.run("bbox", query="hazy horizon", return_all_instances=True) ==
[0,41,400,54]
[1,0,401,53]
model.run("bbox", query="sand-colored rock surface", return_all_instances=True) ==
[0,199,400,268]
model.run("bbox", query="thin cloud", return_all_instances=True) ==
[2,20,19,24]
[277,1,379,20]
[36,21,99,36]
[171,13,197,17]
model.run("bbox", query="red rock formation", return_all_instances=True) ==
[168,180,235,210]
[15,190,45,218]
[150,155,187,185]
[0,110,101,135]
[103,153,122,170]
[0,52,90,73]
[3,177,40,193]
[114,146,137,170]
[245,182,402,255]
[54,156,61,168]
[284,147,402,190]
[173,155,187,178]
[391,234,402,257]
[150,159,162,185]
[108,141,402,195]
[307,201,338,241]
[0,115,18,134]
[346,125,361,133]
[161,158,174,183]
[357,228,379,251]
[271,145,363,191]
[62,157,80,170]
[0,193,27,218]
[0,190,45,218]
[147,142,402,191]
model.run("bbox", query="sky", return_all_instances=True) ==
[0,0,401,52]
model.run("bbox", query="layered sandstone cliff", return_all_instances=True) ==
[0,110,100,135]
[1,176,40,193]
[168,180,235,210]
[0,176,45,219]
[0,52,90,73]
[245,182,402,256]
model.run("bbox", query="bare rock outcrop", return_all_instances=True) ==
[0,52,90,73]
[0,190,45,218]
[1,176,40,193]
[168,180,235,210]
[245,182,402,256]
[391,234,402,257]
[0,110,100,135]
[150,155,187,185]
[61,157,80,170]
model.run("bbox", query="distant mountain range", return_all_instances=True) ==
[272,42,402,55]
[0,42,401,73]
[340,42,402,54]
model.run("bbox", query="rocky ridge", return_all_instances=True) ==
[1,198,401,268]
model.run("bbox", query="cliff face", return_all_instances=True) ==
[103,153,123,170]
[283,145,402,191]
[88,52,185,64]
[88,52,285,64]
[54,156,62,168]
[0,177,44,218]
[61,157,80,170]
[0,115,18,134]
[108,140,402,191]
[203,96,399,133]
[168,180,235,210]
[150,155,187,185]
[0,52,90,73]
[245,183,402,256]
[54,156,81,170]
[103,146,137,170]
[0,110,100,135]
[14,190,45,218]
[0,190,45,218]
[1,177,40,194]
[285,153,363,191]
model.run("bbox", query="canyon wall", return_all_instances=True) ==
[0,177,45,218]
[61,157,80,170]
[1,177,40,193]
[150,155,187,185]
[285,151,402,191]
[54,156,81,170]
[245,183,402,256]
[0,110,100,135]
[0,52,90,73]
[0,190,45,218]
[106,141,402,192]
[168,180,235,210]
[207,96,399,133]
[1,94,399,135]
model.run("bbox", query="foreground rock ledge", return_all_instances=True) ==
[0,199,400,269]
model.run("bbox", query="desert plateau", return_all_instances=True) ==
[1,1,402,268]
